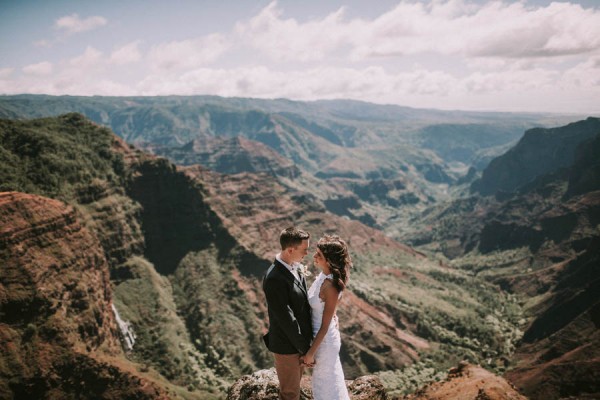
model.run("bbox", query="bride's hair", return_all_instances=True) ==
[317,234,352,292]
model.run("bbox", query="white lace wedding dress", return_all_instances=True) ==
[308,272,350,400]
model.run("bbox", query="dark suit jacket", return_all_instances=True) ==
[262,259,312,355]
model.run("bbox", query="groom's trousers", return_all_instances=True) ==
[274,353,304,400]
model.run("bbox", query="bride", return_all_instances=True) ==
[301,234,351,400]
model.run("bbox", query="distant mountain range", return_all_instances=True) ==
[0,95,598,399]
[0,94,581,233]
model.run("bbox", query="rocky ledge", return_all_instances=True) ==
[226,368,388,400]
[227,362,528,400]
[401,362,527,400]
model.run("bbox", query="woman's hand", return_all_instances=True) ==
[301,353,315,367]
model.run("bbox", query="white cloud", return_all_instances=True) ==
[463,2,600,58]
[236,1,600,63]
[0,68,14,79]
[55,13,107,35]
[110,41,142,65]
[135,65,461,101]
[0,75,132,97]
[563,56,600,88]
[235,2,350,62]
[3,57,599,113]
[1,49,134,97]
[133,61,600,113]
[51,77,133,96]
[22,61,53,76]
[3,1,599,114]
[69,46,104,69]
[147,34,229,71]
[362,1,600,59]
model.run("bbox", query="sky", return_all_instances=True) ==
[1,0,599,114]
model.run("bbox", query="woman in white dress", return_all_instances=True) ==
[302,235,351,400]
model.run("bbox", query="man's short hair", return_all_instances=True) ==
[280,227,310,250]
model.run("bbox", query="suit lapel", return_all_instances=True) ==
[275,260,307,296]
[275,260,294,281]
[294,276,307,296]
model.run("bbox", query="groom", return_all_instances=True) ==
[263,227,313,400]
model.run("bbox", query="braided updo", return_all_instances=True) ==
[317,235,352,292]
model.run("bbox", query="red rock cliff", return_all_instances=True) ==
[0,191,167,399]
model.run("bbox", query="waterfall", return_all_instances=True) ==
[111,303,136,351]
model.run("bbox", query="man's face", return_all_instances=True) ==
[289,239,309,264]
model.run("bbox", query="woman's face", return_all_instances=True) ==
[313,248,329,273]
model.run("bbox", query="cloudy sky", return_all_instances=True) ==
[1,0,599,114]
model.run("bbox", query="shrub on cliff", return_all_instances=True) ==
[0,113,125,199]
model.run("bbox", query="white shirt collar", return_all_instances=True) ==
[276,253,300,281]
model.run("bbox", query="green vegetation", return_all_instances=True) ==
[171,247,272,379]
[113,257,228,396]
[351,248,523,392]
[376,361,446,396]
[0,113,125,200]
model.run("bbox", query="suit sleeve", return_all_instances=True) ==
[264,277,310,354]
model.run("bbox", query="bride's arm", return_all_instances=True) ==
[303,280,339,366]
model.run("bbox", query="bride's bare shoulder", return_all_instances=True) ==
[319,279,339,301]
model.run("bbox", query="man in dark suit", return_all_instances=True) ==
[263,227,313,400]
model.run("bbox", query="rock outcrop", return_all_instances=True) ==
[227,363,528,400]
[226,368,388,400]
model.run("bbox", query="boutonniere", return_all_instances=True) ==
[293,263,311,277]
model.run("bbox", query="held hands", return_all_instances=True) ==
[300,353,316,368]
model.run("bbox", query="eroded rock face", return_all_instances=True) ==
[226,368,388,400]
[153,136,301,179]
[504,234,600,400]
[401,362,527,400]
[472,117,600,196]
[0,192,118,350]
[0,191,167,399]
